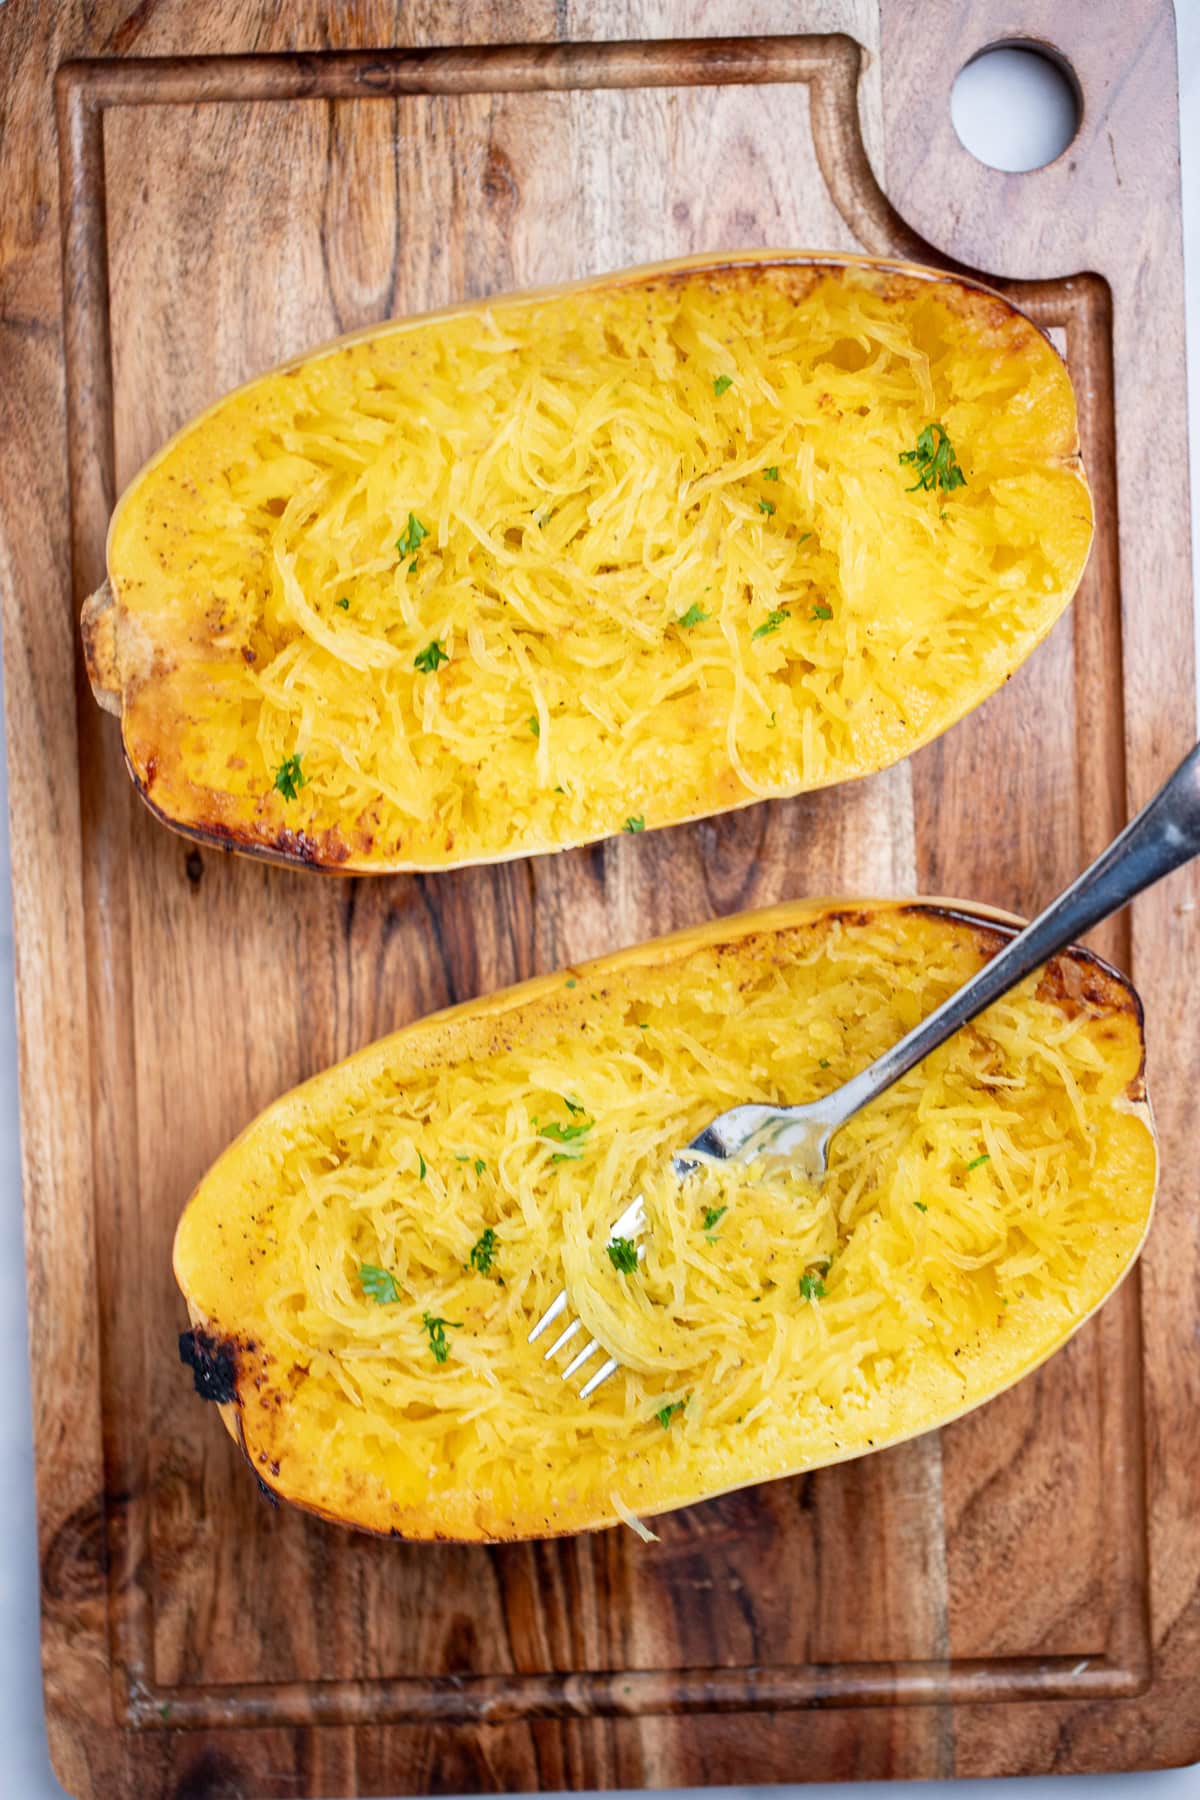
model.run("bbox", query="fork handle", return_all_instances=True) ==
[823,740,1200,1130]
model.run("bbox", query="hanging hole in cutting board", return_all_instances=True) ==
[951,42,1081,173]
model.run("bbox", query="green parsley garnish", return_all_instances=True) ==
[967,1152,991,1171]
[753,609,789,640]
[563,1094,585,1115]
[799,1271,827,1302]
[417,1152,427,1181]
[359,1264,400,1305]
[422,1313,461,1363]
[468,1228,498,1275]
[624,815,646,833]
[474,1158,486,1175]
[541,1119,591,1146]
[607,1236,640,1274]
[764,466,779,481]
[529,715,540,737]
[811,604,833,620]
[703,1205,728,1234]
[677,602,709,629]
[713,373,734,397]
[656,1400,686,1429]
[413,639,449,674]
[272,753,306,802]
[818,1058,831,1069]
[899,422,966,494]
[396,512,429,558]
[798,531,812,543]
[336,597,350,610]
[566,978,577,988]
[758,498,776,516]
[914,1200,928,1212]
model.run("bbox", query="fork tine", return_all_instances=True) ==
[579,1356,618,1398]
[544,1318,582,1359]
[527,1289,567,1343]
[527,1190,651,1385]
[561,1337,601,1380]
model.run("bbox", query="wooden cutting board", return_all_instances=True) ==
[1,1,1196,1794]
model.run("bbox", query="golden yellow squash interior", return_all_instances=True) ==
[173,902,1155,1541]
[93,254,1092,871]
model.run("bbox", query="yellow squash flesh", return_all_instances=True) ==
[87,252,1091,872]
[173,900,1155,1541]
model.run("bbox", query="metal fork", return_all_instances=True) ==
[529,740,1200,1397]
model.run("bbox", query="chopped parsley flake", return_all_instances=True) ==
[563,1094,585,1115]
[799,1271,827,1302]
[703,1205,728,1234]
[336,597,350,610]
[967,1152,991,1171]
[607,1236,640,1274]
[764,466,779,481]
[468,1228,498,1275]
[758,498,776,516]
[677,603,709,629]
[422,1313,461,1363]
[541,1118,591,1146]
[899,422,966,494]
[474,1158,486,1176]
[914,1199,928,1212]
[713,373,734,397]
[396,512,429,558]
[753,609,789,640]
[529,715,540,737]
[272,754,306,802]
[624,815,646,833]
[417,1152,427,1182]
[656,1400,686,1429]
[413,639,449,674]
[811,604,833,620]
[359,1263,400,1305]
[818,1058,831,1069]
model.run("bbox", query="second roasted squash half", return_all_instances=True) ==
[174,900,1154,1540]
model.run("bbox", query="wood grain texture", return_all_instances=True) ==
[0,0,1195,1794]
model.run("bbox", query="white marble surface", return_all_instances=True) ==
[2,13,1199,1799]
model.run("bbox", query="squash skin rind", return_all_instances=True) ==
[80,579,121,716]
[93,250,1092,874]
[173,897,1156,1542]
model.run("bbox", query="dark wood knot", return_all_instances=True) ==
[42,1491,126,1606]
[482,143,519,212]
[171,1749,248,1800]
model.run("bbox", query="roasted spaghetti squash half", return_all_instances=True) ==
[173,900,1154,1540]
[87,253,1091,872]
